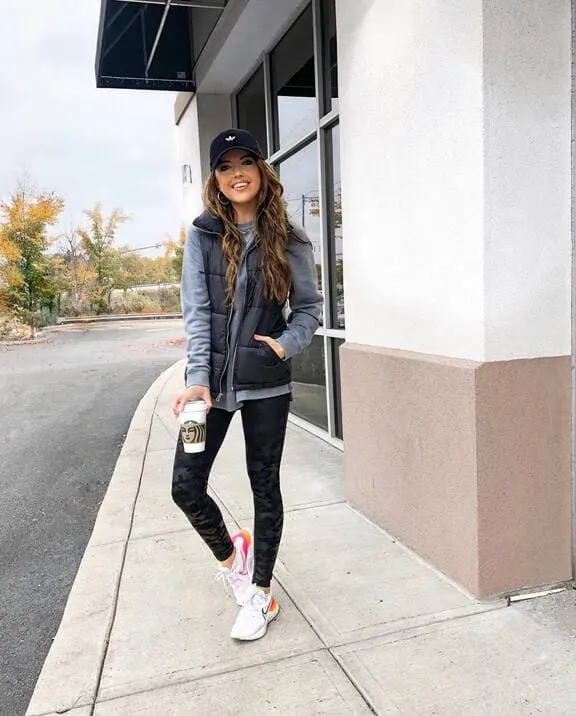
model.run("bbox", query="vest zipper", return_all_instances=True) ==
[230,243,256,392]
[217,242,256,400]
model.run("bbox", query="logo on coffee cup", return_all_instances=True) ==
[181,420,206,444]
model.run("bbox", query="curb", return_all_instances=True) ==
[26,360,184,716]
[0,332,49,347]
[56,314,182,325]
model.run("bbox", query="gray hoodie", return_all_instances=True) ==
[181,219,323,410]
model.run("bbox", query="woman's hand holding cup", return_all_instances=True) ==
[172,385,212,417]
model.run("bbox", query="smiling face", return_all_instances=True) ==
[214,149,262,213]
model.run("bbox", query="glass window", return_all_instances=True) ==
[327,124,343,328]
[331,337,344,439]
[321,0,339,114]
[271,6,316,150]
[237,65,268,158]
[278,141,323,314]
[291,335,328,430]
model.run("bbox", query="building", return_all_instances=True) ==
[96,0,574,599]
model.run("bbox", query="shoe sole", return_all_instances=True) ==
[231,602,280,641]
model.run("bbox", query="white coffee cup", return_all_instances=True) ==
[179,400,207,453]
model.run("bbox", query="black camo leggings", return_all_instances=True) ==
[171,394,290,588]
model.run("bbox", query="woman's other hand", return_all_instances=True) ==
[172,385,212,417]
[254,334,286,359]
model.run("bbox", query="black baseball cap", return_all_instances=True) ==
[209,129,264,172]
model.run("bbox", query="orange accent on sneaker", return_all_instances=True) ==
[238,528,252,548]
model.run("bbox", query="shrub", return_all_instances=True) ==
[0,314,32,341]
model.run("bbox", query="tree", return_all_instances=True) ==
[0,183,65,335]
[115,247,175,288]
[164,226,186,280]
[77,203,129,313]
[54,228,97,314]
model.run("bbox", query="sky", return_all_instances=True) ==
[0,0,182,256]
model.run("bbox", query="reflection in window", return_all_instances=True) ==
[291,335,328,430]
[278,141,323,317]
[237,65,268,158]
[328,124,344,328]
[271,6,316,149]
[321,0,339,114]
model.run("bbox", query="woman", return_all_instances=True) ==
[171,128,322,641]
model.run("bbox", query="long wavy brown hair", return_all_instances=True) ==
[203,159,296,305]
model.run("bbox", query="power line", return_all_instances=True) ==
[119,243,163,254]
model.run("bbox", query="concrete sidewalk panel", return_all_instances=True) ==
[89,476,141,547]
[94,651,371,715]
[335,606,576,715]
[154,405,179,441]
[97,530,322,701]
[157,363,185,416]
[147,414,177,453]
[88,453,145,547]
[210,419,345,520]
[119,426,150,456]
[131,449,187,539]
[40,708,91,716]
[26,542,124,715]
[118,360,180,456]
[275,502,481,647]
[513,588,576,636]
[107,453,146,484]
[130,449,237,540]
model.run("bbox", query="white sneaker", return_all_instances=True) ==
[230,586,279,641]
[215,529,254,606]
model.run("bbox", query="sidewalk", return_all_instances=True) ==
[27,361,576,715]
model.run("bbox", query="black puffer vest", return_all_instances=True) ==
[193,211,292,396]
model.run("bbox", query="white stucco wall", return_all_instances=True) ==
[483,0,571,360]
[176,94,232,227]
[336,0,571,362]
[176,96,204,224]
[336,0,485,360]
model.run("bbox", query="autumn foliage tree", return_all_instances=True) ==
[76,203,129,313]
[1,185,180,327]
[53,228,97,315]
[164,225,186,279]
[0,184,64,334]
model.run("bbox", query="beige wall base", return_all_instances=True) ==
[340,343,572,597]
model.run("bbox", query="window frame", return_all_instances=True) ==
[233,0,344,446]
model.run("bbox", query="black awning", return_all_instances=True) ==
[95,1,227,91]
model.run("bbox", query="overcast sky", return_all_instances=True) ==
[0,0,182,256]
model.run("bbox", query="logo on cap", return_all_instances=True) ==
[225,135,236,142]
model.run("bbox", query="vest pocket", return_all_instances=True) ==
[235,344,291,388]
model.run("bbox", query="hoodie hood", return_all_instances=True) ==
[192,210,306,244]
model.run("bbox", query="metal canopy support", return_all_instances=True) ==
[103,6,145,60]
[96,0,228,90]
[145,0,173,77]
[122,0,226,8]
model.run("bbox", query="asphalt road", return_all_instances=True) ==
[0,320,185,716]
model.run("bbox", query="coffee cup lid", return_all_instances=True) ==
[183,399,206,409]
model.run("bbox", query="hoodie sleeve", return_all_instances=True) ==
[276,224,323,360]
[181,227,211,387]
